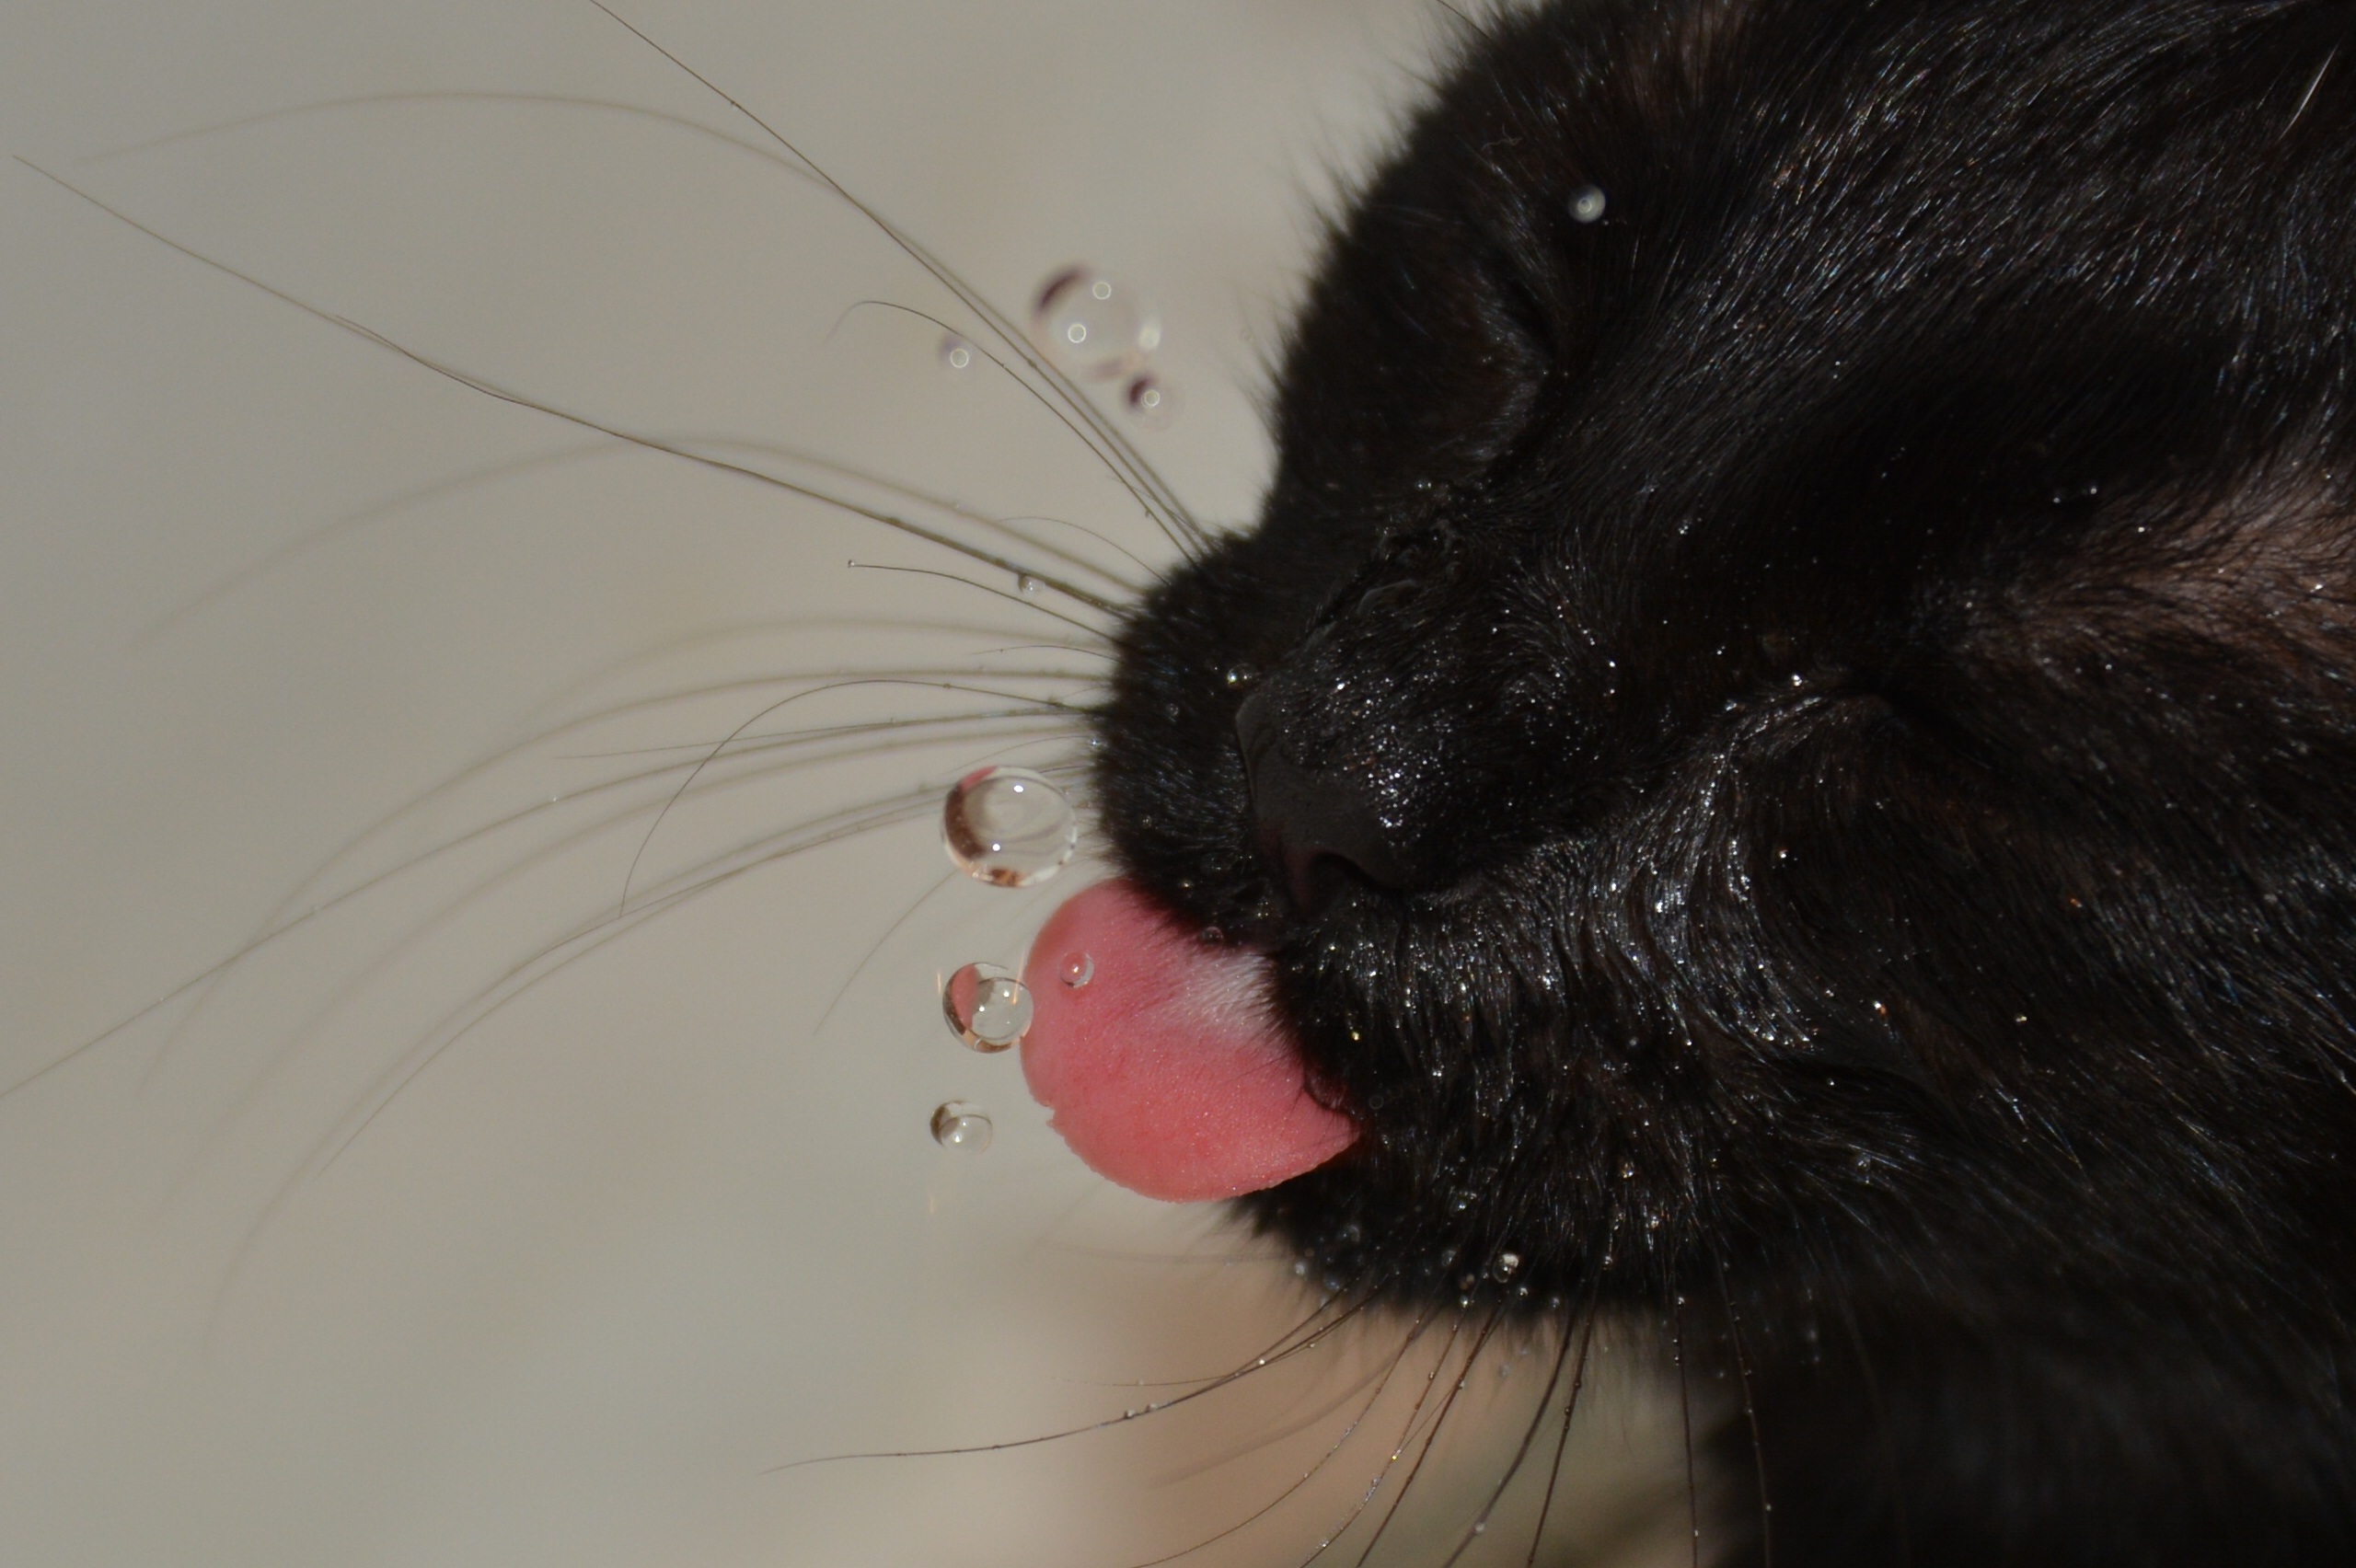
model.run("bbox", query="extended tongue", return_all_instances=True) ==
[1018,880,1357,1202]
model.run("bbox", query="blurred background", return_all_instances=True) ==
[0,3,1687,1563]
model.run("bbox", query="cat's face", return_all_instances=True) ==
[1080,0,2356,1330]
[17,5,1659,1565]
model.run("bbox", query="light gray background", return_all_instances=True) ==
[0,4,1688,1564]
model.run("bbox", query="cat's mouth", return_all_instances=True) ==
[1018,879,1358,1202]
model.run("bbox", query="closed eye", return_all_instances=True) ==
[1474,241,1557,365]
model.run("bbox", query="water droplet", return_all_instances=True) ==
[1017,572,1043,595]
[1571,184,1608,223]
[1495,1251,1521,1279]
[939,333,976,371]
[1058,951,1094,988]
[941,766,1078,886]
[1031,266,1160,380]
[1124,373,1180,430]
[930,1101,994,1150]
[941,963,1034,1052]
[1223,663,1257,688]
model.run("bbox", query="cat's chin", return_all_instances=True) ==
[1019,879,1357,1203]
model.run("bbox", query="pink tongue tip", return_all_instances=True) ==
[1019,880,1358,1203]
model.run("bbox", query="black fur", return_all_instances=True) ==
[1092,1,2356,1562]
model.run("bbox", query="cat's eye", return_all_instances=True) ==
[1475,245,1558,361]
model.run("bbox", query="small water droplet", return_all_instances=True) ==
[1124,373,1180,430]
[939,333,976,371]
[1495,1251,1521,1279]
[941,766,1078,886]
[1223,663,1257,688]
[1059,951,1094,988]
[1017,572,1044,595]
[931,1101,993,1150]
[942,963,1034,1051]
[1570,183,1608,223]
[1032,265,1160,380]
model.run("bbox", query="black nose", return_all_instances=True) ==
[1235,688,1415,917]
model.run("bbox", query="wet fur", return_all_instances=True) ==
[1098,1,2356,1562]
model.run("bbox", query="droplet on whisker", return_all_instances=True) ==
[930,1101,994,1150]
[1124,373,1180,430]
[942,963,1034,1052]
[1032,265,1160,380]
[942,766,1077,886]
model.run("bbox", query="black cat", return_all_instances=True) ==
[1062,0,2356,1561]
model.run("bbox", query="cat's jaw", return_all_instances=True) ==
[1018,879,1357,1202]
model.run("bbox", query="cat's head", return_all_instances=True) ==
[1034,0,2356,1320]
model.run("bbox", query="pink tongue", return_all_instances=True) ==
[1019,880,1357,1202]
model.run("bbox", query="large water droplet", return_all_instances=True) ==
[942,766,1077,886]
[931,1101,994,1151]
[1058,951,1094,988]
[1032,266,1160,380]
[942,963,1034,1052]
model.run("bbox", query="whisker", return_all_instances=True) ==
[583,2,1209,561]
[508,617,1112,731]
[1713,1250,1774,1567]
[79,81,1199,579]
[179,721,1075,1144]
[1673,1292,1702,1568]
[1434,1313,1583,1568]
[825,295,1200,580]
[1522,1309,1600,1568]
[1287,1306,1474,1568]
[1345,1304,1509,1568]
[79,88,813,182]
[983,510,1161,583]
[1125,1310,1440,1568]
[17,161,1128,616]
[700,435,1149,594]
[768,1283,1394,1474]
[569,692,1083,760]
[619,674,1089,912]
[138,695,1073,1086]
[199,785,953,1339]
[969,641,1118,662]
[810,869,960,1033]
[1819,1221,1911,1568]
[845,559,1113,640]
[141,441,615,637]
[318,798,944,1160]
